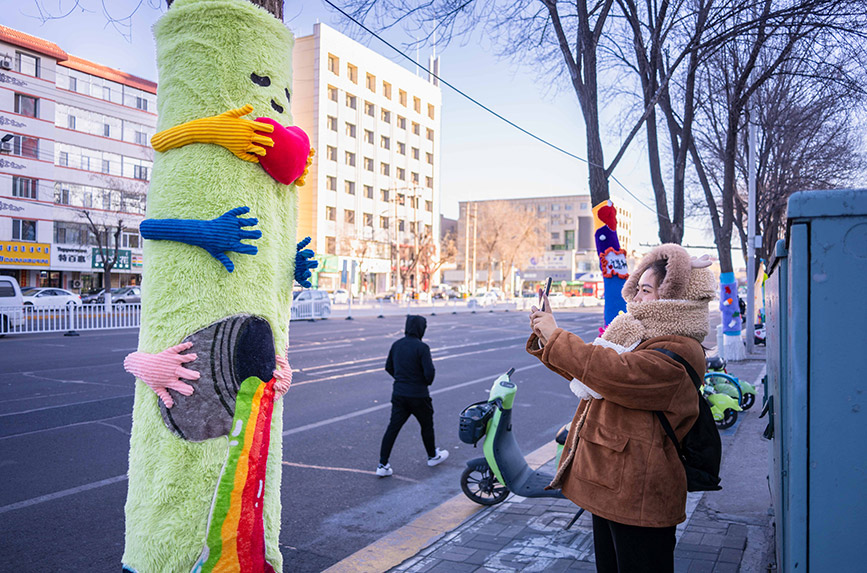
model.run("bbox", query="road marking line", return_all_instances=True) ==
[283,363,542,436]
[0,394,132,418]
[0,474,128,515]
[282,461,418,483]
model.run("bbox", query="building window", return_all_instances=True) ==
[345,151,356,166]
[347,63,358,83]
[399,89,407,106]
[327,116,337,131]
[364,129,374,144]
[380,136,390,150]
[425,176,433,188]
[345,181,356,195]
[12,219,37,241]
[102,159,111,174]
[398,220,405,232]
[364,185,373,198]
[326,145,337,161]
[397,116,406,130]
[12,176,37,199]
[135,96,148,111]
[412,122,420,135]
[380,189,389,202]
[14,93,38,118]
[326,236,336,254]
[364,157,374,171]
[552,204,561,211]
[328,85,338,102]
[397,142,406,155]
[426,128,434,142]
[69,76,77,91]
[133,165,149,180]
[380,216,389,229]
[425,200,433,212]
[413,96,421,113]
[345,209,355,224]
[103,123,111,137]
[426,152,434,164]
[16,52,39,77]
[366,73,376,92]
[551,232,560,240]
[412,172,420,185]
[59,151,69,166]
[328,54,339,75]
[365,101,375,117]
[380,163,390,176]
[428,103,435,119]
[103,86,112,100]
[397,193,405,206]
[581,202,588,210]
[326,176,337,191]
[345,122,356,138]
[363,212,373,226]
[326,206,336,221]
[382,81,392,99]
[11,135,38,159]
[396,167,406,181]
[565,204,573,210]
[412,147,420,160]
[346,93,357,109]
[135,131,148,145]
[67,115,76,130]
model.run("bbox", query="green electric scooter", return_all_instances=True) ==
[458,368,585,527]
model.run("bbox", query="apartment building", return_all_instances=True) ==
[292,23,442,295]
[454,196,633,291]
[0,25,155,292]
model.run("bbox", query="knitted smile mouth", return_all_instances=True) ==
[159,314,276,441]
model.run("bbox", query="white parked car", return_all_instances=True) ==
[21,287,82,307]
[0,275,24,335]
[331,289,350,304]
[291,289,332,319]
[546,292,568,307]
[468,291,499,308]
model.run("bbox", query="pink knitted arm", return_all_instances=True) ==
[273,353,292,398]
[124,341,200,408]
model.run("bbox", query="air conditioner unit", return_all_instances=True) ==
[0,141,12,153]
[72,280,82,289]
[0,59,12,70]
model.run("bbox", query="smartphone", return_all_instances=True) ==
[539,277,553,311]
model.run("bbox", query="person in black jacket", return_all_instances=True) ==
[376,315,449,477]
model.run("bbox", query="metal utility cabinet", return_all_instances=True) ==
[765,189,867,571]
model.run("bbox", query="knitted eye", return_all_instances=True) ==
[285,88,291,103]
[250,73,271,87]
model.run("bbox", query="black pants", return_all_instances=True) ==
[379,395,436,464]
[592,513,676,573]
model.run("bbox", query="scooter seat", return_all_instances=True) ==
[706,355,726,371]
[555,424,570,445]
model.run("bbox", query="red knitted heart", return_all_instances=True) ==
[255,118,310,185]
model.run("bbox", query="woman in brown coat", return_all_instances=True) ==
[528,244,715,573]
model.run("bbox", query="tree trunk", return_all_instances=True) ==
[167,0,282,19]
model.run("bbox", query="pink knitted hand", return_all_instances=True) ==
[124,342,200,408]
[273,354,292,398]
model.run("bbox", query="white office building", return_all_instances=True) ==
[0,25,154,292]
[292,23,442,296]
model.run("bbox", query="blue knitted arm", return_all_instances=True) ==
[139,206,261,273]
[294,236,318,288]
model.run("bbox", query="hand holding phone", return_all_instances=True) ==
[539,277,552,312]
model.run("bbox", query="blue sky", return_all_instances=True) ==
[6,0,720,250]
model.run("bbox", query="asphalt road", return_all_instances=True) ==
[0,307,605,572]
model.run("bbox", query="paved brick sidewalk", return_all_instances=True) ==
[388,354,770,573]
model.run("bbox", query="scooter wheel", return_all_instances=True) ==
[460,465,509,506]
[717,408,738,429]
[741,393,755,410]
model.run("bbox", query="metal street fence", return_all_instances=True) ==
[0,304,142,336]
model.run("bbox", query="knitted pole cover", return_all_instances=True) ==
[123,1,300,570]
[593,200,629,329]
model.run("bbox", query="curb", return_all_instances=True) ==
[323,442,560,573]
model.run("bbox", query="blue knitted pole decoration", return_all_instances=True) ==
[593,200,629,330]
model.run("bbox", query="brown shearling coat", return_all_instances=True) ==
[527,329,703,528]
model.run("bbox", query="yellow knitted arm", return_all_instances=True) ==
[295,148,316,187]
[150,104,275,163]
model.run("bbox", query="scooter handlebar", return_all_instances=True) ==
[506,367,515,378]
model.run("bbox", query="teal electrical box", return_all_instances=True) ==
[765,189,867,571]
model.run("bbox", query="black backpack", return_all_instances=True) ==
[653,348,722,492]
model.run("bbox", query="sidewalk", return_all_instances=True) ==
[328,350,772,573]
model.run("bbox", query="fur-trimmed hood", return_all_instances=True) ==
[622,243,716,303]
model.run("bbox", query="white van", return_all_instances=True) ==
[0,275,24,336]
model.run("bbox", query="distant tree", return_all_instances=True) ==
[495,204,546,297]
[418,228,457,291]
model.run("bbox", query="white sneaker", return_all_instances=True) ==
[427,448,449,467]
[376,463,393,477]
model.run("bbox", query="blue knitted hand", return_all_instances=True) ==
[294,236,318,288]
[139,206,261,273]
